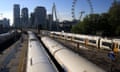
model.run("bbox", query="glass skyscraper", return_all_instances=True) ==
[13,4,20,28]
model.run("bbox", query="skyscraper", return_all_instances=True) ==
[34,6,47,29]
[47,14,53,30]
[21,7,29,28]
[29,12,35,28]
[13,4,20,28]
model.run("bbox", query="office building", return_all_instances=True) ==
[13,4,20,28]
[47,14,53,30]
[29,12,35,28]
[0,18,10,33]
[34,6,47,29]
[21,7,29,28]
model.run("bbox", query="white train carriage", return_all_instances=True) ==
[63,33,73,41]
[50,31,61,38]
[99,38,112,50]
[41,37,105,72]
[59,31,66,40]
[73,34,86,44]
[50,31,55,37]
[70,34,100,48]
[27,31,57,72]
[49,31,120,51]
[50,31,100,47]
[86,36,100,48]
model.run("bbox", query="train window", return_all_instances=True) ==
[62,35,64,37]
[52,33,56,35]
[52,33,55,35]
[54,34,60,36]
[51,33,55,35]
[74,37,84,41]
[89,40,96,44]
[67,36,72,38]
[102,42,112,48]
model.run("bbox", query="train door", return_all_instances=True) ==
[85,38,88,47]
[113,42,119,53]
[97,38,101,49]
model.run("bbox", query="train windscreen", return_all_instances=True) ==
[67,36,72,38]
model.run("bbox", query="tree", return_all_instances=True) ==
[109,1,120,35]
[71,14,101,35]
[71,1,120,36]
[71,21,85,34]
[99,13,111,36]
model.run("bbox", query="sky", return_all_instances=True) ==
[0,0,114,25]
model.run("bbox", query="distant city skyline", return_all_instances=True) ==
[0,0,114,25]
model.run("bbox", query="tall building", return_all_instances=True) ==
[29,12,35,28]
[47,14,53,30]
[0,20,3,33]
[0,18,10,28]
[13,4,20,28]
[0,18,10,33]
[34,6,47,29]
[2,18,10,28]
[21,7,29,28]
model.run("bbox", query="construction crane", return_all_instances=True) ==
[79,11,85,22]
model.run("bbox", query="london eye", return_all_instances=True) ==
[71,0,94,21]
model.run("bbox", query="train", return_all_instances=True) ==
[0,31,17,45]
[26,31,57,72]
[49,31,120,52]
[41,37,106,72]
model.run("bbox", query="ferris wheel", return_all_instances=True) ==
[71,0,94,21]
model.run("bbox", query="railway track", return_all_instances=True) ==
[0,34,27,72]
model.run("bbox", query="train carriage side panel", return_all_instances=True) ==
[100,38,112,50]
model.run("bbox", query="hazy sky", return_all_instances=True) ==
[0,0,113,25]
